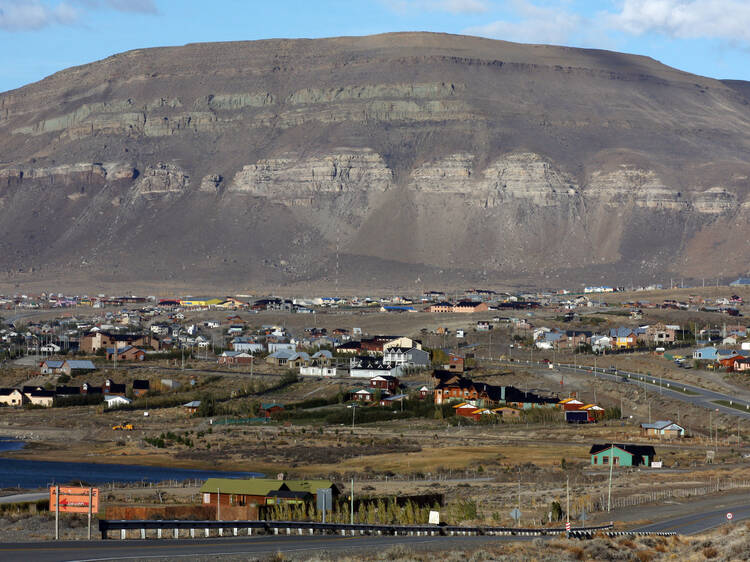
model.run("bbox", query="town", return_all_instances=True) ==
[1,280,750,551]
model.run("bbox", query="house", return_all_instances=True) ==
[24,388,54,407]
[693,346,720,361]
[429,301,454,313]
[267,342,296,354]
[645,323,678,344]
[381,337,423,352]
[231,337,264,354]
[266,350,310,368]
[299,365,338,377]
[590,335,612,352]
[0,388,26,407]
[734,358,750,372]
[418,385,430,399]
[132,379,150,397]
[558,397,585,411]
[218,351,255,365]
[349,356,402,378]
[61,360,97,376]
[610,328,638,349]
[179,297,224,308]
[81,382,102,395]
[259,403,284,418]
[104,395,132,408]
[106,345,146,362]
[335,341,362,355]
[580,404,605,421]
[454,402,481,420]
[492,406,521,419]
[199,478,338,508]
[641,420,685,438]
[183,400,201,415]
[40,360,65,375]
[311,350,333,365]
[104,379,127,396]
[719,354,746,371]
[160,378,181,390]
[353,389,374,402]
[382,347,430,368]
[369,375,400,393]
[590,444,656,467]
[453,301,489,313]
[445,354,464,372]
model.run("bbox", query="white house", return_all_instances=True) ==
[590,335,612,352]
[349,357,402,378]
[382,347,430,368]
[104,395,132,408]
[300,366,338,377]
[268,342,296,353]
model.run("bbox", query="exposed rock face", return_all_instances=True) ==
[133,163,189,196]
[1,32,750,289]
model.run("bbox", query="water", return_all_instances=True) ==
[0,440,263,489]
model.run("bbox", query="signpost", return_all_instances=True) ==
[316,488,332,524]
[566,521,571,533]
[50,486,99,540]
[727,512,734,522]
[509,507,521,525]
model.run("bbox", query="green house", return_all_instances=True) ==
[589,444,655,467]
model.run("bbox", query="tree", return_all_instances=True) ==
[551,501,563,521]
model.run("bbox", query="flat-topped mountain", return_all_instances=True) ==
[1,32,749,290]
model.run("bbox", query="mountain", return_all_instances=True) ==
[1,32,749,292]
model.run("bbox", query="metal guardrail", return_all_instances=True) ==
[99,519,623,540]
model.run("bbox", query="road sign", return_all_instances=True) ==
[49,487,99,514]
[727,512,734,521]
[566,521,571,531]
[317,488,333,524]
[509,508,521,522]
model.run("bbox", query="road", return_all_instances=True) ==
[632,503,750,534]
[0,534,522,562]
[506,359,750,420]
[0,492,47,504]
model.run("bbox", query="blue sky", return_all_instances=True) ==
[1,0,750,93]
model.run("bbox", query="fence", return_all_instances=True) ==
[586,479,750,513]
[98,518,617,540]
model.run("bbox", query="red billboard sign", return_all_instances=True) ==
[49,487,99,514]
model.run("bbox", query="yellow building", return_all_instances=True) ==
[179,298,224,308]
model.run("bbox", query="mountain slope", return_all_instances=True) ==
[1,32,749,290]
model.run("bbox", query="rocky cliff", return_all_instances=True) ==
[1,32,749,290]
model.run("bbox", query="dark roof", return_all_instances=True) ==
[0,388,21,396]
[266,490,313,500]
[589,444,656,457]
[132,379,150,390]
[55,386,81,395]
[105,382,126,394]
[28,389,55,398]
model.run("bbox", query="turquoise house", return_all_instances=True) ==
[589,444,655,467]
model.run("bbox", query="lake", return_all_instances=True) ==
[0,439,263,489]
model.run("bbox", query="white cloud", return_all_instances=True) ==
[0,0,156,31]
[605,0,750,42]
[385,0,491,14]
[0,1,76,30]
[464,0,584,45]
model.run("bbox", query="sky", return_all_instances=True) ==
[1,0,750,93]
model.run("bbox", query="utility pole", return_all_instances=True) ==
[517,468,521,528]
[351,477,355,525]
[648,402,651,424]
[607,448,614,512]
[566,475,570,536]
[217,487,220,521]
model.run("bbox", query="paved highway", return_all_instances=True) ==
[0,492,47,504]
[632,503,750,534]
[506,359,750,420]
[0,534,521,562]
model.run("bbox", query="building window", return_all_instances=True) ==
[603,455,609,464]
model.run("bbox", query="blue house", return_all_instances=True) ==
[693,346,719,361]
